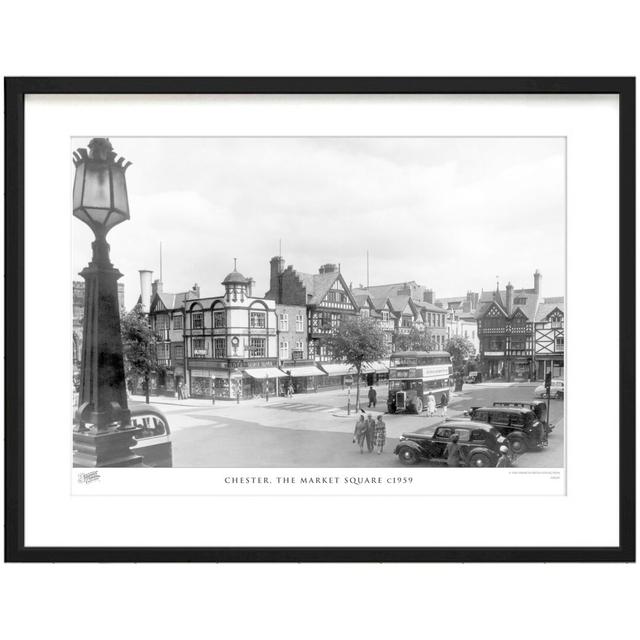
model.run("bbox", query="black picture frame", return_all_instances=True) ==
[4,77,635,563]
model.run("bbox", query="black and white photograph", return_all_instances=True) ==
[71,135,566,473]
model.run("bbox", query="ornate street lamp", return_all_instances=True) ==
[72,138,143,467]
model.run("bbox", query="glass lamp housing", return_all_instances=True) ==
[72,138,131,233]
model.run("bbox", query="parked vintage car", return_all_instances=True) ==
[130,403,173,467]
[492,400,554,434]
[394,421,512,467]
[463,371,482,384]
[534,378,564,399]
[467,406,546,453]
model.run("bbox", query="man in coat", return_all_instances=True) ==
[365,413,376,452]
[367,385,377,408]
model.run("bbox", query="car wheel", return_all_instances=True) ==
[507,435,528,454]
[555,391,564,400]
[413,398,423,414]
[468,451,492,467]
[397,446,419,466]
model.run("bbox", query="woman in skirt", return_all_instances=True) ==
[374,415,387,455]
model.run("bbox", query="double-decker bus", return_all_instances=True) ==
[387,351,453,414]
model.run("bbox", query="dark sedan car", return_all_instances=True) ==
[394,421,512,467]
[467,406,547,453]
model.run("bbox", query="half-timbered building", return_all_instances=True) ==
[534,300,565,379]
[476,270,564,382]
[265,256,360,389]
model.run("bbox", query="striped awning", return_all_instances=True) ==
[284,365,327,377]
[243,367,288,379]
[363,360,390,373]
[320,363,355,376]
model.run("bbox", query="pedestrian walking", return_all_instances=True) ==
[495,445,510,468]
[367,385,377,408]
[440,392,449,417]
[426,391,436,417]
[444,433,465,467]
[353,415,367,454]
[177,380,184,400]
[374,415,386,455]
[365,413,376,452]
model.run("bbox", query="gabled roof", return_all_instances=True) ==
[352,292,375,309]
[414,300,447,313]
[294,270,359,308]
[476,300,509,319]
[387,294,414,315]
[535,302,565,322]
[149,290,189,313]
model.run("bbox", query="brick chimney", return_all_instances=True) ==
[269,256,285,300]
[534,269,542,295]
[319,263,337,274]
[246,277,255,297]
[151,278,163,296]
[506,282,514,314]
[423,289,434,304]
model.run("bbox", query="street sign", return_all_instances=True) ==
[344,375,353,387]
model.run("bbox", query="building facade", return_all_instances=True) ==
[534,300,565,379]
[149,268,288,400]
[351,282,448,351]
[266,256,362,390]
[476,270,564,382]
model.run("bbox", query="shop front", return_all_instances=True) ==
[244,366,288,398]
[318,362,355,389]
[281,362,327,394]
[362,360,390,386]
[537,357,564,380]
[480,352,505,379]
[190,368,230,399]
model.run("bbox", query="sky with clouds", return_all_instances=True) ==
[71,137,565,309]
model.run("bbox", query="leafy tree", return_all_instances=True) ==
[394,325,435,352]
[321,316,388,410]
[121,303,159,404]
[445,335,476,372]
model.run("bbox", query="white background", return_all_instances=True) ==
[1,2,638,640]
[27,94,603,547]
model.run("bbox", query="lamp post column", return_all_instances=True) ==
[74,235,143,466]
[72,138,143,467]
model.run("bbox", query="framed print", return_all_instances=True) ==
[4,77,635,562]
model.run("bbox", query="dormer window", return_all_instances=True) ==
[514,297,527,305]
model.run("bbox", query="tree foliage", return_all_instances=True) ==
[121,303,159,397]
[321,316,389,409]
[445,335,476,371]
[394,325,435,352]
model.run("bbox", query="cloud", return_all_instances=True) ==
[71,137,565,308]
